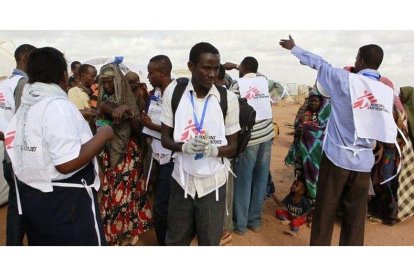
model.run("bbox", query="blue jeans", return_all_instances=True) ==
[153,160,174,246]
[3,160,25,246]
[233,140,272,232]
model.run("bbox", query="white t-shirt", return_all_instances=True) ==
[7,98,98,192]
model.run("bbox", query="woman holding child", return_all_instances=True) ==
[285,86,331,201]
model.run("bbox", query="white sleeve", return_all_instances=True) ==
[160,84,175,128]
[225,90,241,135]
[43,99,83,166]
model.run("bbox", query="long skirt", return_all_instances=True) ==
[100,139,153,245]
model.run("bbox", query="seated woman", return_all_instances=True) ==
[285,86,331,222]
[97,64,152,245]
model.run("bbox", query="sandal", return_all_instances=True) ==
[220,231,232,246]
[366,215,382,224]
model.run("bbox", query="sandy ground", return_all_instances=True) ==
[1,102,414,246]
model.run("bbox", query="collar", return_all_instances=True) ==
[357,69,381,81]
[243,73,258,78]
[164,79,177,94]
[11,68,28,78]
[188,79,221,101]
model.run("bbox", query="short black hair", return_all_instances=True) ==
[189,42,219,64]
[70,61,81,70]
[241,56,258,73]
[149,55,172,73]
[359,44,384,70]
[27,47,67,84]
[218,64,225,80]
[78,64,95,76]
[14,44,36,62]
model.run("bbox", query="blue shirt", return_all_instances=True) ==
[291,46,379,172]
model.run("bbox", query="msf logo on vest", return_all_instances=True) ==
[353,90,390,113]
[0,91,12,111]
[4,131,15,150]
[4,131,37,152]
[180,119,206,142]
[244,86,261,100]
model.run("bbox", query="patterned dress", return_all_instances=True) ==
[285,92,331,199]
[100,139,153,245]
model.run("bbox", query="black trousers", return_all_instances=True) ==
[3,160,25,246]
[153,160,174,246]
[18,162,106,246]
[310,154,370,246]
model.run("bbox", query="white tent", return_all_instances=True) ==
[0,40,15,78]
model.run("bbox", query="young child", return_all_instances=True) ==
[275,179,311,236]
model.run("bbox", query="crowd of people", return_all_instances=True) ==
[0,35,413,246]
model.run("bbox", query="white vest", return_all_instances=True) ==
[6,97,100,193]
[148,89,171,155]
[173,89,227,177]
[349,73,397,144]
[238,76,272,121]
[0,75,22,133]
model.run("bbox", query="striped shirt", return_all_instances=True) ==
[230,73,275,146]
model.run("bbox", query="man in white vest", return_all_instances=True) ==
[280,35,397,246]
[160,42,240,246]
[225,57,274,235]
[141,54,176,245]
[0,44,35,245]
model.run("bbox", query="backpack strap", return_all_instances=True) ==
[172,78,190,123]
[172,78,228,121]
[216,85,227,120]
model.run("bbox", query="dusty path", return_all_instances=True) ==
[1,103,414,246]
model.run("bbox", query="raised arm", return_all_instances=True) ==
[279,34,296,50]
[279,34,348,97]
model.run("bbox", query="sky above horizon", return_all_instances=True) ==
[0,0,413,274]
[1,30,413,89]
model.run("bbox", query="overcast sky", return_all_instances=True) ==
[1,1,413,90]
[0,30,414,87]
[2,30,413,89]
[1,0,413,274]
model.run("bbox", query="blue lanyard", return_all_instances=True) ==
[150,95,159,101]
[149,94,160,104]
[190,91,210,133]
[362,72,380,81]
